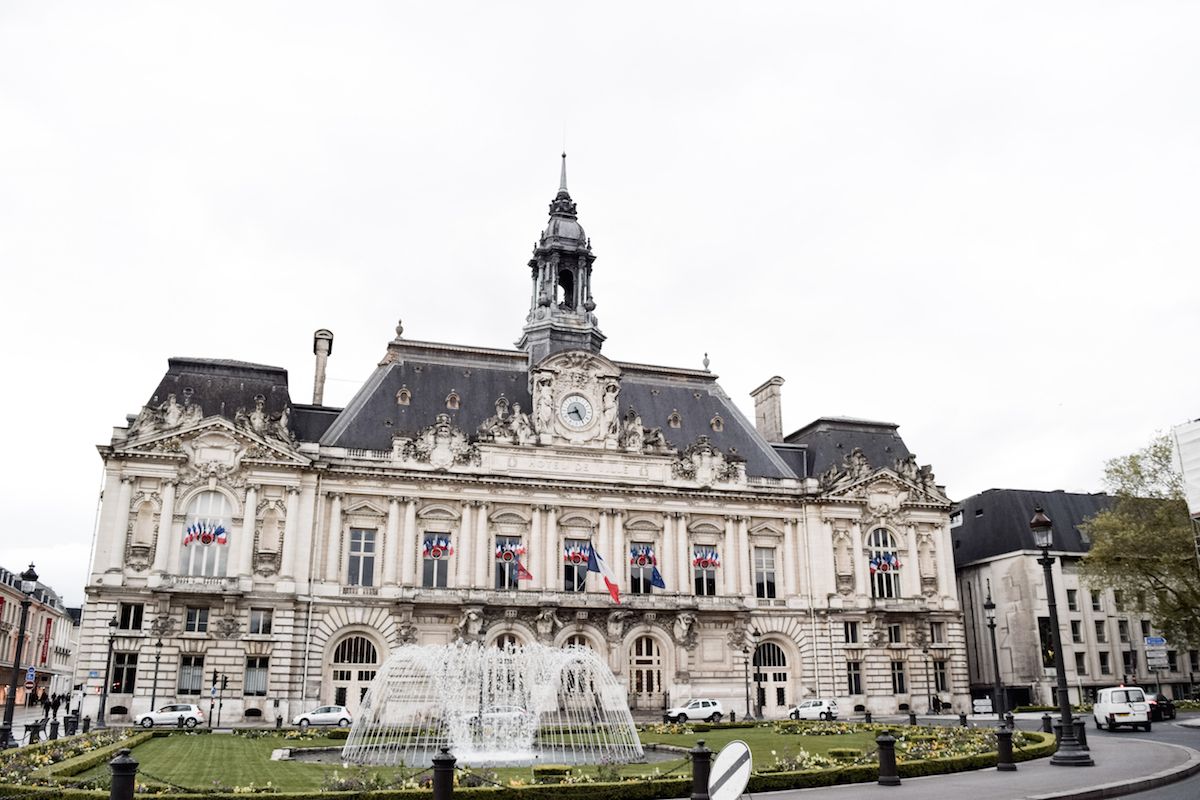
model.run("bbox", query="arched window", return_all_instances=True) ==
[868,528,902,600]
[752,641,791,711]
[330,635,379,710]
[564,634,591,649]
[180,491,233,577]
[493,633,520,650]
[333,636,378,665]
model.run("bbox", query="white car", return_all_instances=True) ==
[1093,687,1150,731]
[292,704,353,728]
[788,698,839,720]
[462,705,535,725]
[136,703,204,728]
[664,698,724,723]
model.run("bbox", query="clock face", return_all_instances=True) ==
[559,394,594,428]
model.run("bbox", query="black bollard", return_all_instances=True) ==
[959,712,968,727]
[432,746,455,800]
[276,715,283,730]
[864,710,872,724]
[729,711,735,723]
[1073,717,1088,750]
[177,715,185,729]
[49,720,59,740]
[1004,712,1015,730]
[908,711,918,726]
[82,715,91,734]
[876,730,901,786]
[109,748,138,800]
[1041,713,1052,733]
[690,739,713,800]
[996,726,1016,772]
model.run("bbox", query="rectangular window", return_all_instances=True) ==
[844,621,859,644]
[1038,617,1055,667]
[1070,621,1082,644]
[249,608,273,635]
[629,543,656,595]
[495,535,524,590]
[117,603,143,631]
[1167,650,1178,671]
[934,660,948,692]
[847,662,862,694]
[753,547,776,599]
[929,621,946,644]
[1190,650,1199,673]
[244,657,268,697]
[1091,593,1103,612]
[1074,652,1087,675]
[1099,652,1111,675]
[347,528,376,587]
[1140,620,1152,638]
[563,539,589,593]
[1123,651,1137,677]
[1113,590,1125,611]
[1118,620,1130,644]
[1094,621,1107,643]
[113,653,138,694]
[888,623,903,644]
[1066,589,1078,612]
[185,607,209,633]
[692,546,718,597]
[422,533,452,588]
[178,655,204,695]
[890,662,906,693]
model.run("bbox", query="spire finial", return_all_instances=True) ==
[559,152,568,194]
[703,352,710,371]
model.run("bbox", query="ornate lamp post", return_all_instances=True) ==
[149,638,164,712]
[96,617,118,729]
[1031,507,1094,766]
[750,629,763,719]
[741,645,752,720]
[984,580,1005,722]
[0,564,38,749]
[922,646,934,713]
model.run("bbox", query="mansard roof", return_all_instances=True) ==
[319,339,795,479]
[951,488,1112,566]
[780,416,911,477]
[141,357,296,426]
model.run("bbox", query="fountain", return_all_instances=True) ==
[340,641,645,766]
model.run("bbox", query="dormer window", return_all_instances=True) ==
[710,415,724,432]
[396,387,411,406]
[668,411,682,429]
[445,391,460,410]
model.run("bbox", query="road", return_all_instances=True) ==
[1092,715,1200,800]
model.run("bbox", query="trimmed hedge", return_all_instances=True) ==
[39,731,155,779]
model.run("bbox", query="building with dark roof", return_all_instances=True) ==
[953,488,1198,707]
[0,566,77,704]
[77,157,968,723]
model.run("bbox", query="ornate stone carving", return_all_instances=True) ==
[672,611,698,648]
[895,454,919,481]
[535,607,564,642]
[126,545,152,572]
[150,615,177,637]
[606,609,633,643]
[455,607,485,642]
[253,551,280,577]
[397,620,419,645]
[671,436,745,487]
[128,393,204,439]
[394,414,480,470]
[234,396,295,446]
[213,616,241,640]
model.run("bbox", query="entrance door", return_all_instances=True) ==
[753,642,790,717]
[330,635,378,714]
[629,636,664,710]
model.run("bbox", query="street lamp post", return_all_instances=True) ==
[1031,507,1094,767]
[0,564,39,749]
[149,639,164,712]
[984,580,1005,723]
[741,646,752,721]
[922,646,933,714]
[750,630,763,719]
[96,617,118,729]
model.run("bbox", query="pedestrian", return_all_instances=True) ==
[51,695,61,719]
[41,693,51,719]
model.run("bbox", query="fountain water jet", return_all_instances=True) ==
[341,641,644,766]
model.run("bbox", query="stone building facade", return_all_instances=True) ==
[0,566,75,704]
[76,159,970,723]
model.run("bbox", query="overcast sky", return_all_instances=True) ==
[3,2,1197,607]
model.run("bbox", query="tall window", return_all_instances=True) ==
[1123,651,1137,677]
[422,534,452,588]
[933,659,948,691]
[185,607,209,633]
[249,608,273,635]
[753,547,776,599]
[1099,652,1112,675]
[118,603,143,631]
[1074,652,1087,675]
[844,621,859,644]
[1070,621,1082,643]
[1168,650,1178,671]
[1140,620,1151,638]
[180,491,232,577]
[890,661,906,693]
[847,661,862,694]
[1190,650,1199,673]
[563,539,589,592]
[347,529,376,587]
[1091,593,1103,612]
[1066,589,1078,611]
[693,546,719,596]
[868,529,901,599]
[1094,621,1107,643]
[495,536,525,590]
[244,657,268,696]
[929,621,945,644]
[113,653,138,693]
[179,655,204,695]
[493,633,520,649]
[888,623,903,644]
[1118,619,1130,643]
[629,544,657,595]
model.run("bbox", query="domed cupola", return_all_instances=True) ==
[518,153,606,364]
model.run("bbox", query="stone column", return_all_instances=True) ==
[904,524,920,597]
[110,476,135,572]
[400,499,418,586]
[737,516,752,597]
[851,522,867,598]
[474,502,490,589]
[598,511,611,583]
[324,493,343,583]
[239,484,259,578]
[782,517,798,597]
[612,511,626,592]
[675,513,690,593]
[456,504,473,588]
[723,516,737,594]
[151,480,177,574]
[383,498,400,587]
[529,507,543,589]
[934,523,955,599]
[279,488,300,580]
[544,507,559,591]
[294,479,317,592]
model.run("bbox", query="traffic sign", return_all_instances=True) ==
[1144,636,1167,648]
[25,666,35,682]
[709,740,752,800]
[24,681,34,691]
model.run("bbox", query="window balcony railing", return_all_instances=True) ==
[341,586,380,596]
[162,575,239,593]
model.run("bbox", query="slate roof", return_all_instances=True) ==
[951,488,1112,566]
[141,357,297,427]
[781,417,911,477]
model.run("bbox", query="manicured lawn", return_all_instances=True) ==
[639,726,879,763]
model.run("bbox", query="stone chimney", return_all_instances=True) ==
[312,329,334,405]
[749,376,785,442]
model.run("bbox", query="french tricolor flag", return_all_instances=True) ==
[587,541,621,604]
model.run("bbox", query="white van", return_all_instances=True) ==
[1093,686,1151,731]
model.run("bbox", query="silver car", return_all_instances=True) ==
[292,704,353,728]
[136,703,204,728]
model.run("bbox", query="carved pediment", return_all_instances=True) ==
[529,350,623,449]
[818,448,948,505]
[393,413,480,470]
[124,417,309,468]
[671,436,746,488]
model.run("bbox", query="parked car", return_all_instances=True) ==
[136,703,204,728]
[663,698,724,723]
[461,705,535,725]
[292,704,352,728]
[1093,686,1150,731]
[787,698,839,721]
[1141,691,1176,721]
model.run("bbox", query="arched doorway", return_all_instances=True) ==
[628,636,663,711]
[330,635,378,713]
[753,642,790,717]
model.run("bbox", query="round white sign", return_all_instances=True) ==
[708,739,752,800]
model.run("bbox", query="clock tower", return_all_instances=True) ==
[517,154,606,364]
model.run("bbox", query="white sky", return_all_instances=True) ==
[3,2,1198,607]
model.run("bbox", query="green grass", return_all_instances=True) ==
[638,726,879,762]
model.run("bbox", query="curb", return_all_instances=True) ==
[1028,741,1200,800]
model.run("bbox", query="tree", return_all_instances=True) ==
[1081,434,1200,648]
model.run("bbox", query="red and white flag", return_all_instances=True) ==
[587,541,620,603]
